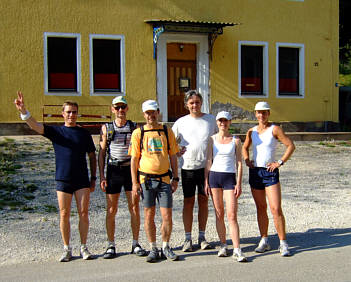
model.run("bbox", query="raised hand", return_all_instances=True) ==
[14,91,26,114]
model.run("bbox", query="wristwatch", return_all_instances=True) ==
[172,177,180,182]
[277,160,284,166]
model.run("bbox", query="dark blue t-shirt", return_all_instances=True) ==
[43,125,96,184]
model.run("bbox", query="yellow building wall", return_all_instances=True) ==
[0,0,338,124]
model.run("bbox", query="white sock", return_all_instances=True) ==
[80,244,87,250]
[162,242,169,250]
[108,241,115,247]
[64,245,71,251]
[234,247,241,254]
[185,232,192,241]
[261,237,269,244]
[150,242,157,249]
[280,240,288,246]
[132,240,138,247]
[220,243,228,248]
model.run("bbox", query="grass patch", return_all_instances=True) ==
[318,140,351,147]
[43,205,57,213]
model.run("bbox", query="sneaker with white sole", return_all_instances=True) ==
[146,247,160,263]
[182,239,193,252]
[103,246,117,259]
[279,244,290,257]
[233,249,247,262]
[59,248,72,262]
[255,239,271,253]
[217,246,229,257]
[161,246,179,261]
[198,237,211,250]
[80,246,93,260]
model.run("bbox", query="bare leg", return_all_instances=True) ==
[57,191,73,246]
[210,188,226,244]
[183,196,195,233]
[160,207,173,242]
[144,206,156,243]
[251,188,269,237]
[74,188,91,244]
[126,191,140,241]
[105,193,119,242]
[198,193,209,233]
[223,190,240,248]
[266,183,286,240]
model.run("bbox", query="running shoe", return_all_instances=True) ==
[146,247,159,263]
[161,246,179,261]
[217,246,229,257]
[80,245,93,260]
[279,244,291,257]
[233,249,247,262]
[103,246,117,259]
[131,243,147,256]
[59,248,72,262]
[255,239,271,253]
[182,239,193,252]
[198,237,212,250]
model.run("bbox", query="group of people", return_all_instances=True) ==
[14,89,295,263]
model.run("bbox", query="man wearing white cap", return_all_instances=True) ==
[242,101,295,257]
[99,96,146,259]
[129,100,180,263]
[172,90,217,252]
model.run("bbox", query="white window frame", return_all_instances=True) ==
[43,32,81,96]
[89,34,125,96]
[238,41,269,98]
[276,42,305,98]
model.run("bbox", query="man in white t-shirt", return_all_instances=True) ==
[172,90,217,252]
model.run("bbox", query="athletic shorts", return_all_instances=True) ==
[56,181,90,194]
[209,171,237,190]
[181,168,206,198]
[249,167,280,190]
[106,164,132,194]
[141,180,173,208]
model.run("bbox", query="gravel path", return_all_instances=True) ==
[0,136,350,266]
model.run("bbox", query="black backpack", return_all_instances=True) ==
[139,124,170,152]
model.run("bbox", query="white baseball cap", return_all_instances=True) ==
[216,111,232,120]
[142,100,159,112]
[112,96,127,105]
[254,101,270,111]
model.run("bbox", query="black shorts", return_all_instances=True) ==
[209,171,237,190]
[106,164,132,194]
[181,168,206,198]
[56,181,90,194]
[249,167,280,190]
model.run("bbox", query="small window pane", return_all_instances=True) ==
[47,37,77,92]
[241,46,263,95]
[93,39,121,92]
[279,47,299,95]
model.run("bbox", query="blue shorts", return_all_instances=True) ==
[106,165,132,194]
[209,171,236,190]
[249,167,280,190]
[56,181,90,194]
[141,180,173,208]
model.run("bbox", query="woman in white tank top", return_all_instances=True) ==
[242,102,295,257]
[204,111,247,262]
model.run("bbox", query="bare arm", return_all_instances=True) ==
[242,128,254,168]
[98,125,108,192]
[169,154,178,193]
[266,125,295,172]
[204,136,214,196]
[234,138,243,198]
[131,156,141,197]
[88,151,97,192]
[14,91,44,135]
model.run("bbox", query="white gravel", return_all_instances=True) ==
[0,136,351,266]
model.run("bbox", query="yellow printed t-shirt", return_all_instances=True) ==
[129,125,179,184]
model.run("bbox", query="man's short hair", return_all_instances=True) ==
[184,90,203,108]
[62,101,79,111]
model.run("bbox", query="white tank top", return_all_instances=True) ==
[210,136,237,173]
[252,125,278,167]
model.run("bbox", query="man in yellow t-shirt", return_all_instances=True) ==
[129,100,179,263]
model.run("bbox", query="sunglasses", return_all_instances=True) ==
[64,110,77,115]
[114,105,127,110]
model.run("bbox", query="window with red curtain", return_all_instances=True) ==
[93,39,121,93]
[279,47,299,95]
[47,37,77,92]
[241,46,263,95]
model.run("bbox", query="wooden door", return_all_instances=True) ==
[167,43,197,121]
